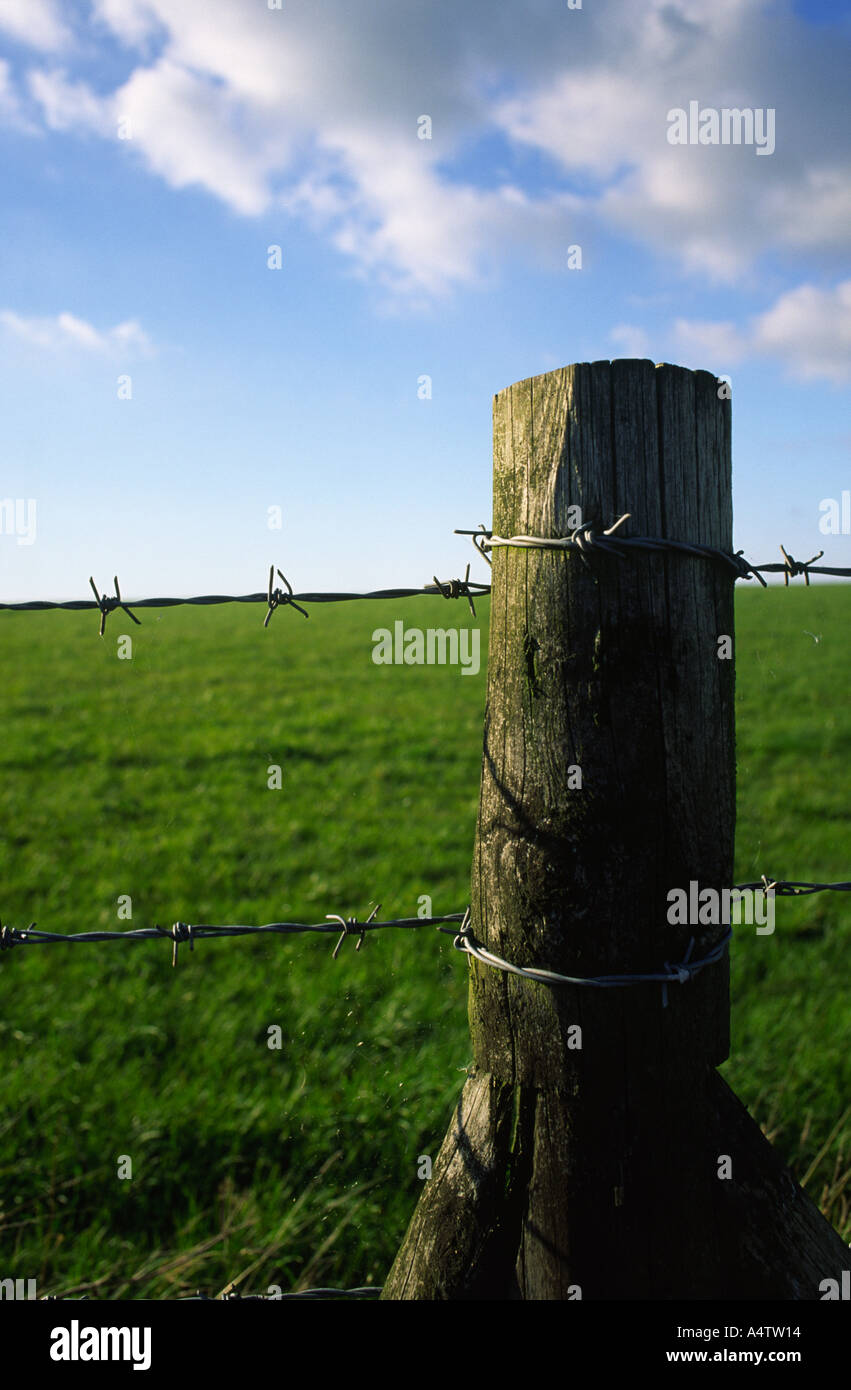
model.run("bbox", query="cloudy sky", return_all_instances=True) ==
[0,0,848,600]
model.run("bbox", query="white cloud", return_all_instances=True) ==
[112,57,286,215]
[56,311,105,349]
[610,324,651,359]
[496,1,849,283]
[498,70,655,179]
[0,310,152,355]
[0,0,70,52]
[110,319,151,349]
[0,57,23,124]
[90,0,162,48]
[674,281,851,384]
[673,317,748,366]
[14,0,851,297]
[752,281,851,385]
[27,68,113,133]
[766,167,851,252]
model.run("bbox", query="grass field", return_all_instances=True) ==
[0,583,849,1298]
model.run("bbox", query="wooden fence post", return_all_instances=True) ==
[381,360,848,1300]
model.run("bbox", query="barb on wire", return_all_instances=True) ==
[759,545,828,586]
[0,919,36,952]
[738,875,851,897]
[164,921,195,968]
[327,903,380,959]
[467,525,492,568]
[89,576,141,637]
[264,567,309,627]
[431,562,478,617]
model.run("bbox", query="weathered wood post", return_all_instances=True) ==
[382,360,848,1300]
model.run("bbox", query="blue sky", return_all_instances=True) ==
[0,0,848,601]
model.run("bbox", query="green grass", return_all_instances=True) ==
[0,585,848,1297]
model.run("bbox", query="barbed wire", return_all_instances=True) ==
[185,1285,382,1301]
[729,878,851,896]
[41,1284,382,1301]
[437,878,851,1007]
[437,909,734,999]
[1,880,847,969]
[1,515,848,639]
[0,563,490,634]
[0,910,467,966]
[457,519,851,587]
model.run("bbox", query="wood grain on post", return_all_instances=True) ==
[382,360,847,1300]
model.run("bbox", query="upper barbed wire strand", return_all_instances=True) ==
[1,881,848,962]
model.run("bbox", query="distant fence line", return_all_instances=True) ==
[0,522,849,635]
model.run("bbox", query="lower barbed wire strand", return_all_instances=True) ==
[44,1285,382,1301]
[442,920,733,989]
